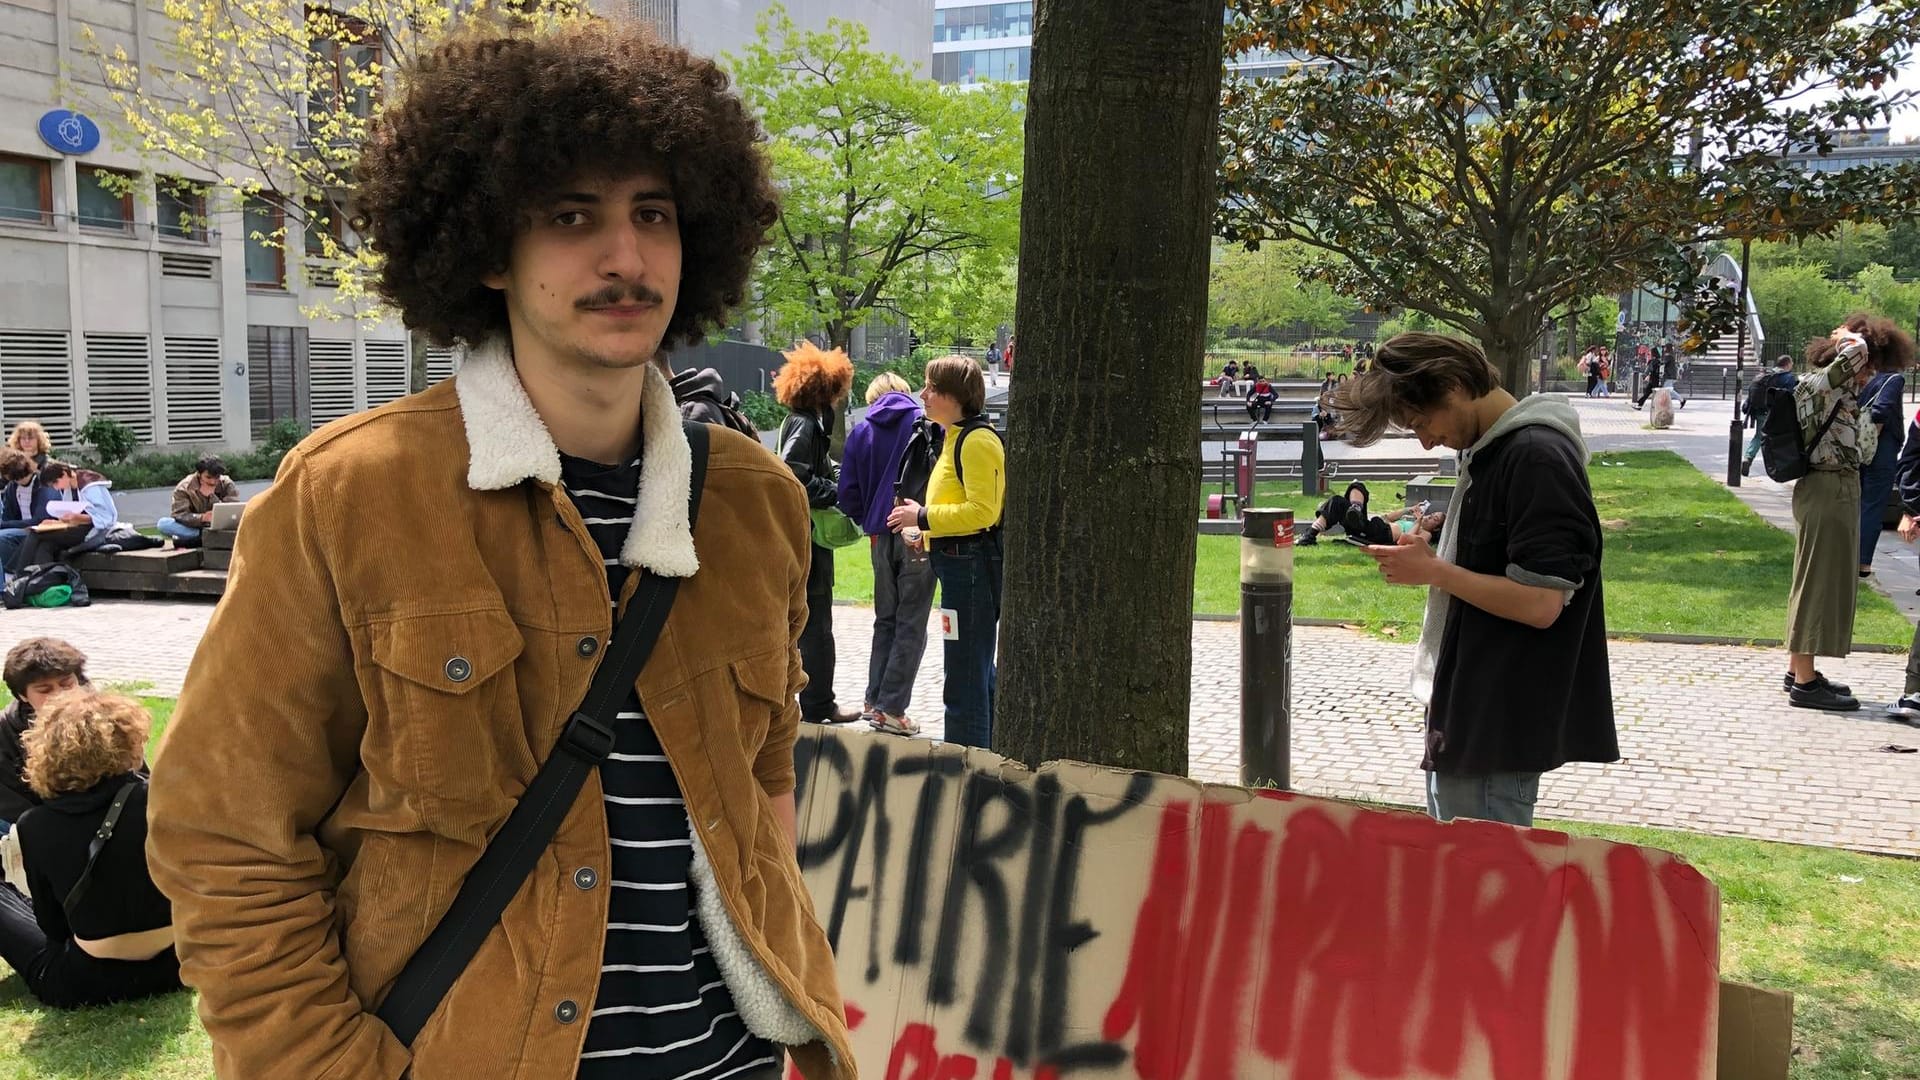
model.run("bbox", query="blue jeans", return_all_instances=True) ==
[0,528,26,572]
[1742,427,1765,464]
[1426,771,1542,826]
[931,534,1002,749]
[156,517,201,541]
[1860,443,1899,568]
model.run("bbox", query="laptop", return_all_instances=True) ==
[209,502,246,531]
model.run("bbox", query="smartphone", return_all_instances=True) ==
[1341,536,1372,548]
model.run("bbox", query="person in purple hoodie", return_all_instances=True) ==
[838,373,939,736]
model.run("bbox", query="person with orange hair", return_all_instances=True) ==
[775,342,861,724]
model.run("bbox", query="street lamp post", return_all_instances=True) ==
[1727,237,1754,487]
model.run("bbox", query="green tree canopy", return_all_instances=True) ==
[1217,0,1920,390]
[1208,240,1359,341]
[729,6,1024,352]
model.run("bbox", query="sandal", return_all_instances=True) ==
[870,712,921,737]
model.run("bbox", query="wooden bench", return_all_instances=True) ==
[73,527,234,600]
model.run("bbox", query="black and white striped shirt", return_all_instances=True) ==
[560,452,778,1080]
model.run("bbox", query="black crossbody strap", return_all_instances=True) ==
[377,420,711,1047]
[63,778,140,912]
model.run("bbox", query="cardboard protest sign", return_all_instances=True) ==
[792,727,1721,1080]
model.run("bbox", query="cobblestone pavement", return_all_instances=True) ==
[7,596,1917,856]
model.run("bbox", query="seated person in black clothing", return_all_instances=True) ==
[1301,481,1446,546]
[0,638,89,836]
[1246,376,1277,423]
[0,690,179,1008]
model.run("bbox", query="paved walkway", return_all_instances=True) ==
[7,596,1917,856]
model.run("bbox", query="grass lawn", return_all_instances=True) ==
[0,803,1911,1078]
[835,450,1911,645]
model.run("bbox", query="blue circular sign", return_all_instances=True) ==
[37,110,101,156]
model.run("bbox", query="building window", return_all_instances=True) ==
[933,3,1032,43]
[933,46,1031,84]
[248,325,309,436]
[245,196,287,289]
[77,166,137,233]
[307,8,382,138]
[0,154,53,226]
[303,196,346,257]
[157,176,210,241]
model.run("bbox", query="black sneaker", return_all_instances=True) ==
[1783,671,1850,696]
[1886,694,1920,722]
[1789,680,1860,711]
[1740,457,1754,477]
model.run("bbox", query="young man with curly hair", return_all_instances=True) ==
[0,637,90,831]
[147,22,852,1080]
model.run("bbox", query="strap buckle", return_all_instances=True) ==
[561,710,616,763]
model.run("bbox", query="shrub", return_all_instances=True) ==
[739,390,786,433]
[75,416,140,467]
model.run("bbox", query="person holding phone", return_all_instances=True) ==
[1330,333,1617,827]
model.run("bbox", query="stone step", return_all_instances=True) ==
[204,528,236,551]
[71,548,203,574]
[201,549,231,571]
[81,568,227,598]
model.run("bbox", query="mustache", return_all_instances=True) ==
[576,283,665,309]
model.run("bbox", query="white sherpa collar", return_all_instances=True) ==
[453,338,700,579]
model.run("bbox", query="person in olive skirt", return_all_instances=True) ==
[1785,315,1918,711]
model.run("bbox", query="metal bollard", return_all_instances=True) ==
[1300,421,1322,496]
[1240,507,1294,791]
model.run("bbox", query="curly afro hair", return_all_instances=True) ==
[773,342,854,414]
[22,690,149,799]
[353,20,779,349]
[1805,312,1917,374]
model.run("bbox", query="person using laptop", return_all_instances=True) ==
[156,456,239,549]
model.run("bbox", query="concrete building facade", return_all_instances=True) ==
[0,0,419,454]
[0,0,932,454]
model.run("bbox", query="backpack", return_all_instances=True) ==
[3,563,91,610]
[1759,387,1843,483]
[893,415,944,505]
[668,367,758,438]
[951,417,1005,532]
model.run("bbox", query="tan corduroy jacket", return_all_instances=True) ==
[146,340,855,1080]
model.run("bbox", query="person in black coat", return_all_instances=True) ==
[0,638,89,832]
[773,343,860,724]
[0,690,181,1008]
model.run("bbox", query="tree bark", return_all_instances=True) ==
[995,0,1226,775]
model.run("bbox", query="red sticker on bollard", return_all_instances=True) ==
[1274,521,1293,548]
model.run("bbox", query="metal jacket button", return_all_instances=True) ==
[577,636,599,658]
[445,657,472,683]
[573,867,598,890]
[554,999,579,1024]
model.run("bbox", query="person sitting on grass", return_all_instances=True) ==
[156,456,239,549]
[0,638,88,834]
[0,690,180,1009]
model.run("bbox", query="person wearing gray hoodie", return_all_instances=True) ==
[1330,334,1618,827]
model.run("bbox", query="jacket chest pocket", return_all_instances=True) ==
[367,607,532,835]
[727,647,788,760]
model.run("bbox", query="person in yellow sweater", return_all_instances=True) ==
[886,355,1005,748]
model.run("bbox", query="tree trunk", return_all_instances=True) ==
[995,0,1227,775]
[1483,316,1543,398]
